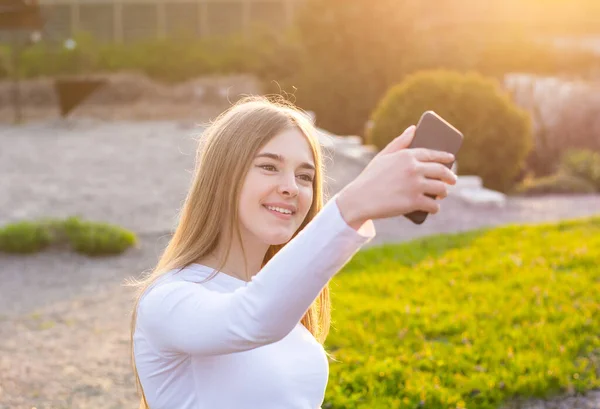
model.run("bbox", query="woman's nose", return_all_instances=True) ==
[277,174,299,196]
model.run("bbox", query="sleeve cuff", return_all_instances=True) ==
[327,193,376,242]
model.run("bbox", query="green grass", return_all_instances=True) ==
[324,215,600,409]
[0,216,137,256]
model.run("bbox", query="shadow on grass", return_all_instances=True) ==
[342,228,489,274]
[343,213,600,276]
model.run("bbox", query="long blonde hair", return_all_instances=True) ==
[125,95,333,409]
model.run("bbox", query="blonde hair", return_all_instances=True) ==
[125,95,334,409]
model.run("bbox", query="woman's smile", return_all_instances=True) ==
[263,205,294,220]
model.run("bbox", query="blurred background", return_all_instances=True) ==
[2,0,600,184]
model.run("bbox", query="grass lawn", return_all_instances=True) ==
[323,215,600,409]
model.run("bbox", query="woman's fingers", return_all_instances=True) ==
[412,148,455,164]
[418,162,457,185]
[377,125,416,157]
[421,179,449,200]
[416,194,441,214]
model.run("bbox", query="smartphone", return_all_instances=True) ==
[404,111,464,225]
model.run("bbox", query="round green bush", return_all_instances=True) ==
[64,217,137,256]
[0,221,53,254]
[367,70,533,193]
[513,172,597,196]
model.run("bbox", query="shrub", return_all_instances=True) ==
[367,70,533,193]
[559,149,600,191]
[119,39,217,83]
[513,172,597,196]
[0,217,137,255]
[0,221,53,253]
[17,33,100,78]
[63,217,137,256]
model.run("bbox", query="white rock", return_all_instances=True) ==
[338,135,363,146]
[457,187,507,207]
[449,175,483,191]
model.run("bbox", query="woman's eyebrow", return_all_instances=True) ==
[255,152,315,172]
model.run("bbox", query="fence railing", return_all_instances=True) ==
[33,0,301,43]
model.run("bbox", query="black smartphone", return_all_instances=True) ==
[404,111,464,225]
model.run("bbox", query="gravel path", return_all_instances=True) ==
[1,118,599,409]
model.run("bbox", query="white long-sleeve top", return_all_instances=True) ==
[133,193,376,409]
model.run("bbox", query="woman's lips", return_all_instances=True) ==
[263,205,293,220]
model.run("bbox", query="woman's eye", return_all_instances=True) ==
[260,165,277,171]
[259,165,313,182]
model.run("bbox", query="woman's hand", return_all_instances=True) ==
[337,125,457,226]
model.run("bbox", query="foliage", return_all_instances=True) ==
[559,149,600,191]
[0,28,299,84]
[513,172,597,196]
[63,216,137,256]
[0,221,53,253]
[0,217,137,256]
[514,149,600,195]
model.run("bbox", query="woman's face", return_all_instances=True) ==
[238,127,316,246]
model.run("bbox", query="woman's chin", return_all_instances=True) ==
[261,230,294,246]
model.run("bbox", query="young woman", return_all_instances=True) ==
[128,96,456,409]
